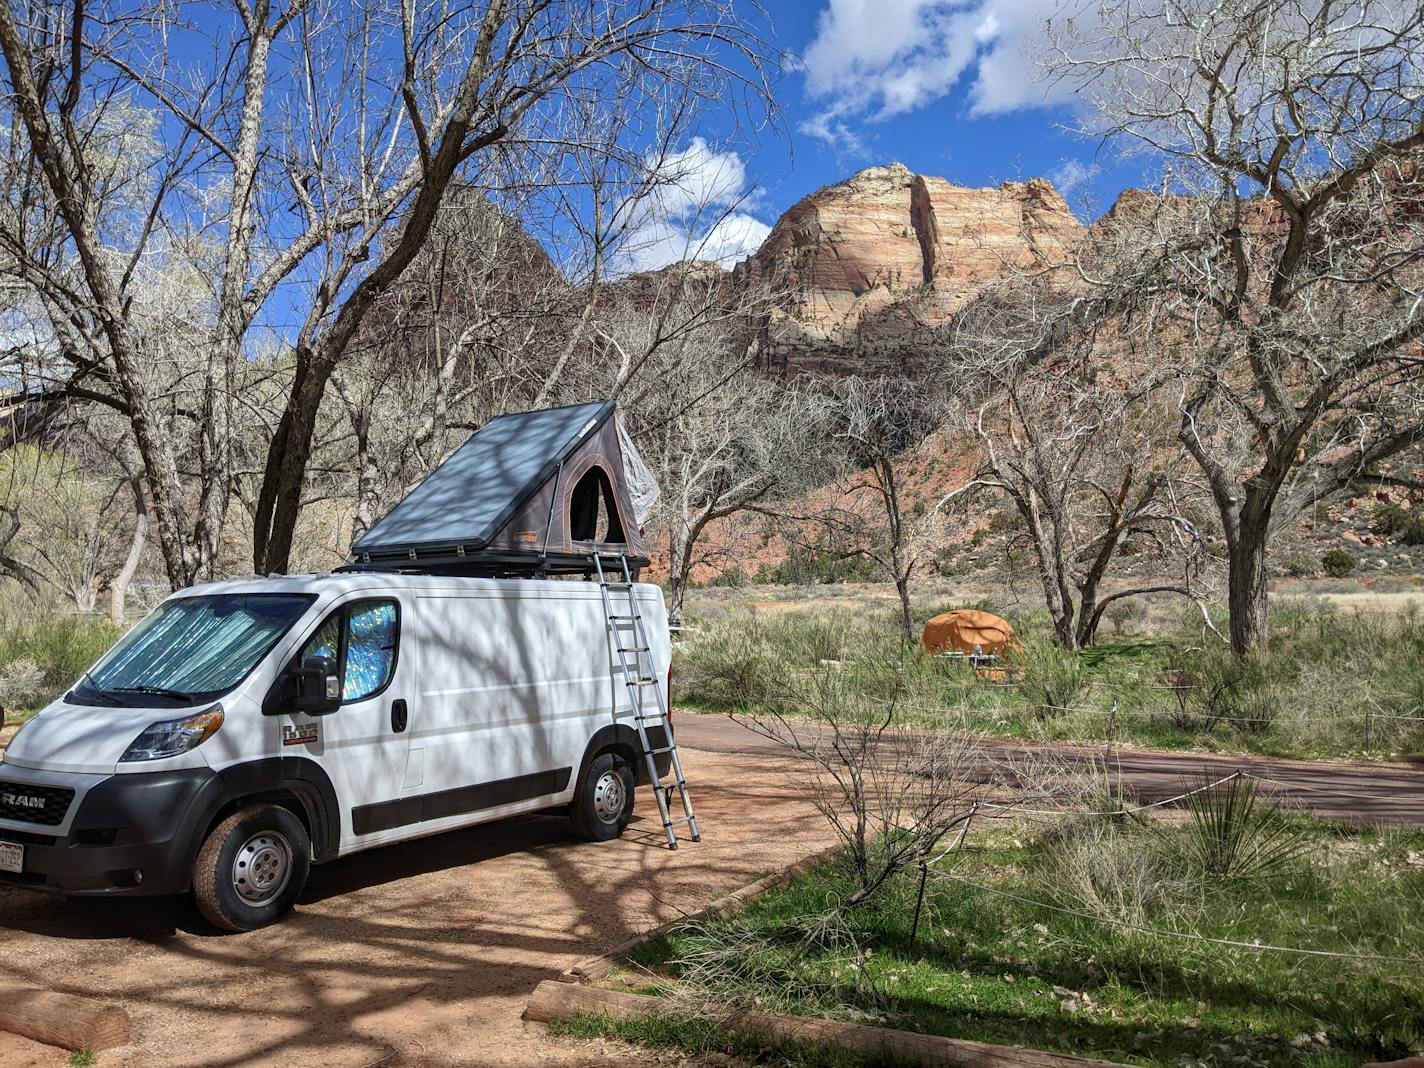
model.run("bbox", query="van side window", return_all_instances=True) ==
[299,600,398,703]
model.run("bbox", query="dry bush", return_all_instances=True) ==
[0,657,44,714]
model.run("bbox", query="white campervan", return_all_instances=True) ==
[0,572,675,930]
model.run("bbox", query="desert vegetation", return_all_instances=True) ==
[674,591,1424,761]
[592,811,1424,1067]
[608,619,1424,1065]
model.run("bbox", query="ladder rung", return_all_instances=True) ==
[625,677,657,686]
[634,714,668,723]
[602,582,632,590]
[608,614,639,621]
[663,816,695,827]
[646,746,675,755]
[617,646,650,654]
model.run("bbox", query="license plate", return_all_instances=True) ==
[0,841,21,874]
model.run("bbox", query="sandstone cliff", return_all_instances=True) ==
[734,162,1084,375]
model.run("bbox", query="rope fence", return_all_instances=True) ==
[977,771,1245,818]
[898,768,1424,965]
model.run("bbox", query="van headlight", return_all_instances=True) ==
[121,706,224,762]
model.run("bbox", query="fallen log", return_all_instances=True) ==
[525,980,1128,1068]
[0,986,130,1052]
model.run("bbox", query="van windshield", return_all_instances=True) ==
[70,593,317,707]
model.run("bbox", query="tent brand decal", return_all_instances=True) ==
[513,530,538,544]
[283,723,319,746]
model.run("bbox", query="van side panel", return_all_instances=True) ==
[333,582,663,849]
[304,581,670,853]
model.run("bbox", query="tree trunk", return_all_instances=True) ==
[110,476,148,626]
[1227,518,1270,655]
[252,356,331,573]
[894,569,914,645]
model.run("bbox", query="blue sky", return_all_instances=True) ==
[632,0,1155,271]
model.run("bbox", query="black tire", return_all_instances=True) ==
[571,751,635,842]
[192,803,311,932]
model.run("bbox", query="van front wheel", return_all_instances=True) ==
[193,803,311,932]
[571,752,635,841]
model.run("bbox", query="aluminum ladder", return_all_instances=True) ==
[592,552,700,849]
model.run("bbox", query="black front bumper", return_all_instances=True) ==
[0,767,219,897]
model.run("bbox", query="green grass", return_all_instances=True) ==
[549,1012,915,1067]
[620,823,1424,1068]
[68,1052,96,1068]
[672,599,1424,762]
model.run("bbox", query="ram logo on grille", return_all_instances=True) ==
[0,781,74,825]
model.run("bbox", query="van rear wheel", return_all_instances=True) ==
[193,803,310,932]
[571,752,635,841]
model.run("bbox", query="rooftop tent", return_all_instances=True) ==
[349,400,655,573]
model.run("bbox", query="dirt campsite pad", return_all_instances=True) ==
[0,745,828,1068]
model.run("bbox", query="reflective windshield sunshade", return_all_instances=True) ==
[79,593,315,706]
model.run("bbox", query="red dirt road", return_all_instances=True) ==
[673,714,1424,827]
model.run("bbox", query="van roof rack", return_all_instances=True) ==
[345,401,653,578]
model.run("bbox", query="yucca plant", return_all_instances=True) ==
[1180,772,1309,881]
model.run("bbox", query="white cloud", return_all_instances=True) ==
[799,1,1101,149]
[1048,158,1097,194]
[616,138,772,273]
[797,108,869,160]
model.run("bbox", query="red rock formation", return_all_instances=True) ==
[734,162,1084,374]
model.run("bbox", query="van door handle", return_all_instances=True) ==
[391,699,408,734]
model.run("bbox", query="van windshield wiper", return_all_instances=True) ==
[115,685,195,702]
[75,672,122,706]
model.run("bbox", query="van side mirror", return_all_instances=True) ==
[294,655,341,715]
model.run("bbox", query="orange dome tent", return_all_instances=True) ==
[921,609,1018,658]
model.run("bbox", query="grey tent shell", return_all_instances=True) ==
[350,400,650,572]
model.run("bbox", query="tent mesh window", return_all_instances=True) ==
[570,465,625,543]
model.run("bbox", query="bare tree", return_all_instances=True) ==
[783,376,947,643]
[601,265,803,615]
[1046,0,1424,652]
[707,612,989,907]
[326,186,572,545]
[0,0,775,582]
[947,282,1214,650]
[0,437,137,612]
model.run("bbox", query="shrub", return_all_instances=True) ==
[1161,643,1281,734]
[754,549,880,586]
[1178,772,1309,881]
[0,657,45,713]
[708,565,747,588]
[1103,597,1148,635]
[1017,633,1088,718]
[1036,817,1182,924]
[1373,503,1424,545]
[986,508,1021,534]
[1322,547,1358,577]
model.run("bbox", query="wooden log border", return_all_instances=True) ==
[526,981,1128,1068]
[0,985,131,1052]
